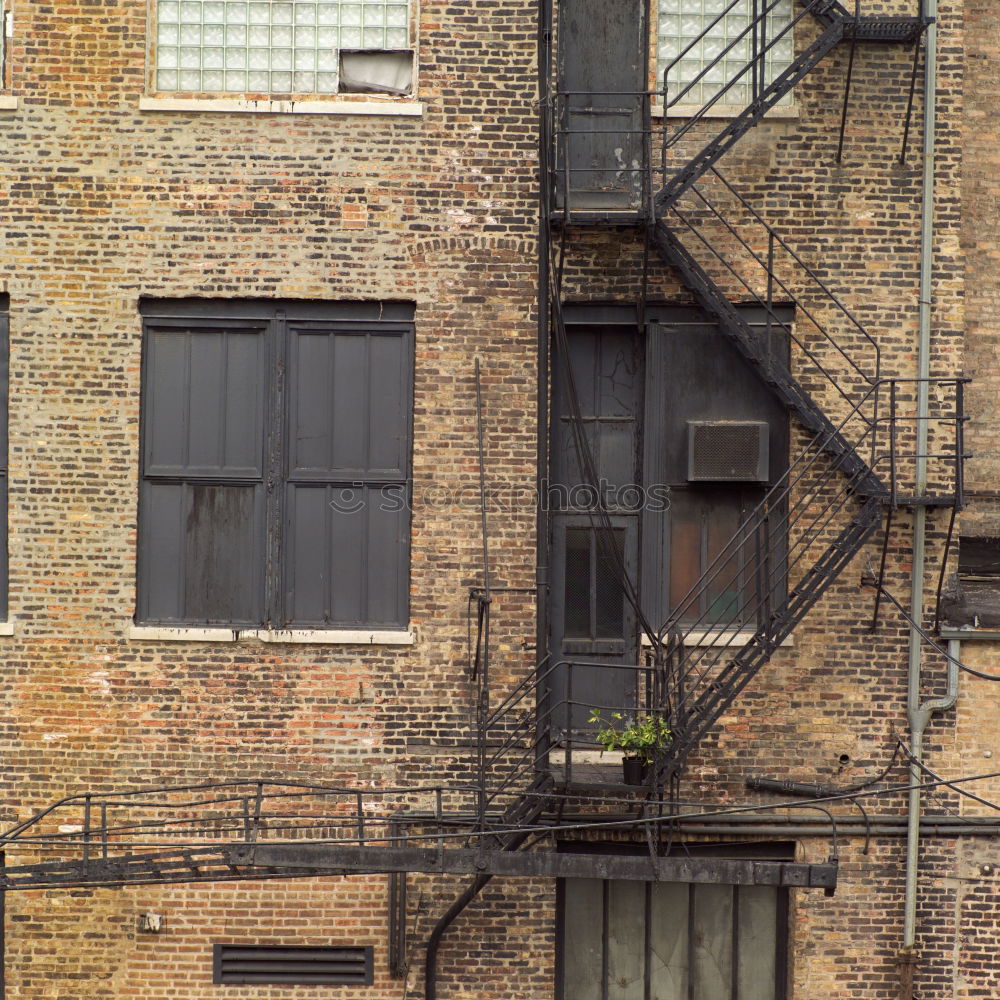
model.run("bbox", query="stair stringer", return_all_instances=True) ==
[656,19,845,211]
[650,221,885,498]
[661,494,883,773]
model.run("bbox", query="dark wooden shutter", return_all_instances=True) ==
[283,324,411,627]
[138,321,268,625]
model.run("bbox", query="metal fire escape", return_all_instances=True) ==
[0,1,967,994]
[541,0,965,791]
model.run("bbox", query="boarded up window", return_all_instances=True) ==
[559,872,787,1000]
[137,300,413,628]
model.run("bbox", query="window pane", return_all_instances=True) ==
[657,0,793,107]
[608,880,646,1000]
[691,885,733,1000]
[154,0,411,93]
[564,527,591,638]
[737,886,778,1000]
[650,883,688,1000]
[594,529,626,639]
[563,880,604,1000]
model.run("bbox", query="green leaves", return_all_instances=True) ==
[587,710,672,765]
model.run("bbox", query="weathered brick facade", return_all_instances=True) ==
[0,0,998,997]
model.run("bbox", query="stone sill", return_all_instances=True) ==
[939,628,1000,643]
[0,96,17,110]
[0,622,13,636]
[128,625,415,645]
[641,629,793,648]
[139,96,423,116]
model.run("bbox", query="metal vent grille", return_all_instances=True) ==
[213,944,374,986]
[687,421,769,482]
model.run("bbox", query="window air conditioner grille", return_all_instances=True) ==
[213,944,374,986]
[687,421,769,482]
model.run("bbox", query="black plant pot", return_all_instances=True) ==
[622,757,650,785]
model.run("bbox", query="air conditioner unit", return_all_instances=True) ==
[687,420,769,482]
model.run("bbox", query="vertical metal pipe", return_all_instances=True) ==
[902,0,939,983]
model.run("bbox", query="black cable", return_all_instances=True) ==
[866,579,1000,681]
[897,739,1000,815]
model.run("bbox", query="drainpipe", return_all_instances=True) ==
[900,1,941,990]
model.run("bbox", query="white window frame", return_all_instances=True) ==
[142,0,423,115]
[0,0,16,109]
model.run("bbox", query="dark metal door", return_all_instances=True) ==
[549,321,643,736]
[557,0,646,212]
[550,517,639,734]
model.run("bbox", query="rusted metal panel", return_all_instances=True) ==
[557,0,645,209]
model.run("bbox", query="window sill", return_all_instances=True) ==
[0,96,17,111]
[0,622,13,636]
[652,102,798,121]
[939,627,1000,643]
[641,628,793,648]
[138,96,423,117]
[128,625,415,645]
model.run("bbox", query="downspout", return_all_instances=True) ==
[900,1,943,990]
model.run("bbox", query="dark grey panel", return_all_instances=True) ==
[138,482,185,622]
[368,331,408,473]
[0,309,8,463]
[650,882,688,1000]
[141,298,414,323]
[144,328,188,473]
[557,0,645,206]
[738,886,779,1000]
[649,320,789,486]
[364,486,409,626]
[285,484,332,625]
[0,474,8,620]
[288,328,409,478]
[553,327,640,499]
[183,483,263,623]
[139,482,264,624]
[285,483,408,627]
[145,326,265,478]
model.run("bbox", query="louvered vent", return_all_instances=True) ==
[687,421,769,482]
[213,944,374,986]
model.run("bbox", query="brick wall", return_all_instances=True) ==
[0,0,996,997]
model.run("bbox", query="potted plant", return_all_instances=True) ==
[588,710,672,785]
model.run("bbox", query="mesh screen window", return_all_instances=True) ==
[154,0,410,94]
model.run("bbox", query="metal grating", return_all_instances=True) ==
[213,944,374,986]
[688,420,769,482]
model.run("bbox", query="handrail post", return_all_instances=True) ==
[955,379,966,506]
[82,794,92,866]
[889,379,898,506]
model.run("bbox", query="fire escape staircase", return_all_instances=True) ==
[546,0,961,788]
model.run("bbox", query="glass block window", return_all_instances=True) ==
[657,0,793,108]
[154,0,411,95]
